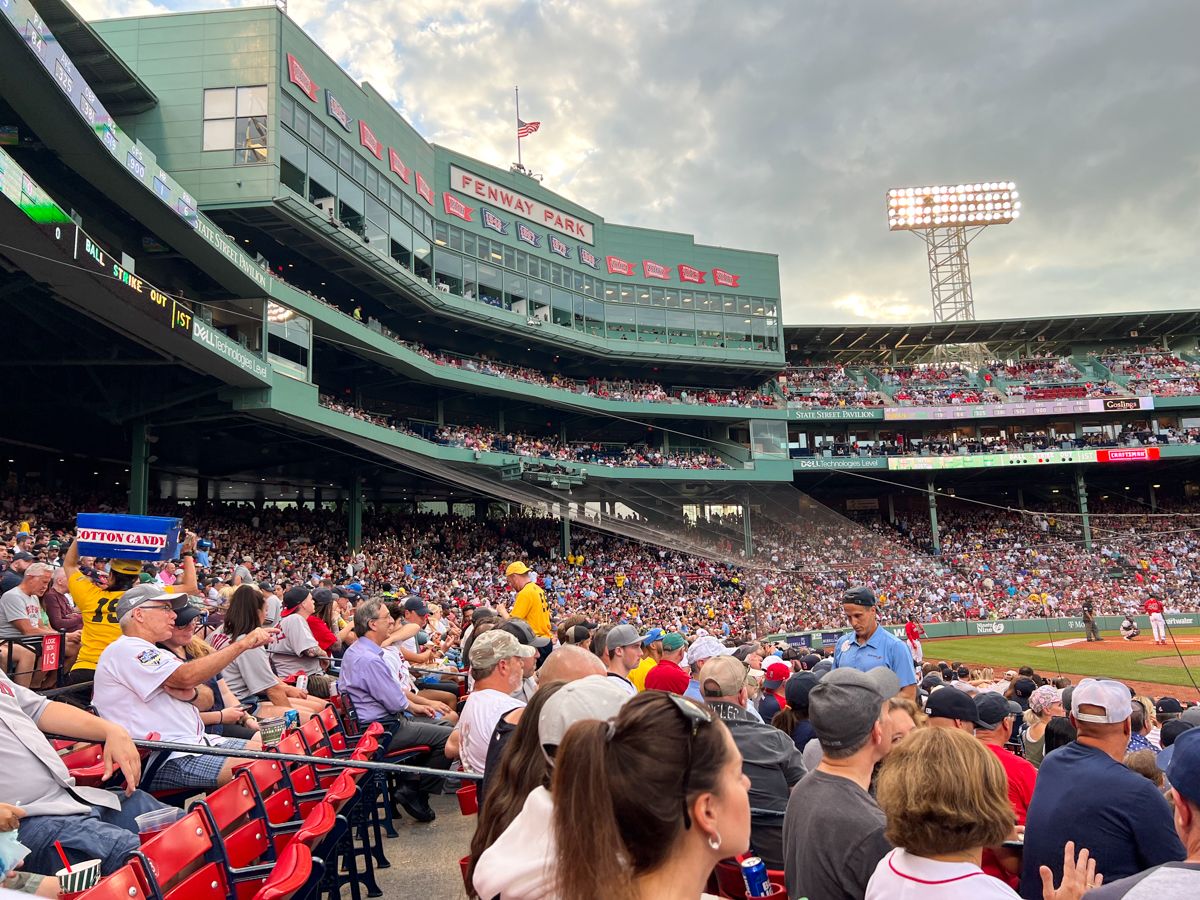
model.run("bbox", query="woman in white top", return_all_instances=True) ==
[867,727,1100,900]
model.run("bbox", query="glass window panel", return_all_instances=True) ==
[337,173,364,212]
[618,285,634,304]
[696,312,724,347]
[604,283,617,302]
[236,86,268,116]
[204,88,235,119]
[308,114,324,148]
[235,117,268,156]
[307,153,336,199]
[529,281,549,306]
[664,288,680,307]
[573,295,586,329]
[538,260,551,280]
[280,128,307,167]
[738,297,752,315]
[606,304,635,339]
[449,227,463,251]
[366,195,387,228]
[323,128,338,162]
[504,246,516,269]
[573,271,587,291]
[434,249,463,293]
[636,288,652,306]
[412,232,432,282]
[551,265,564,286]
[464,233,476,256]
[476,263,502,289]
[279,93,295,128]
[434,222,449,246]
[551,287,573,309]
[650,288,665,306]
[352,154,367,183]
[338,141,354,172]
[401,195,413,221]
[505,272,527,303]
[364,167,377,196]
[294,106,309,136]
[203,119,235,151]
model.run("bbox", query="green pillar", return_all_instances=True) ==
[128,422,149,515]
[742,492,754,559]
[927,477,940,555]
[560,510,571,557]
[1149,483,1158,512]
[1076,470,1092,551]
[347,474,363,550]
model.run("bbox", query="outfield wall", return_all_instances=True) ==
[766,613,1200,646]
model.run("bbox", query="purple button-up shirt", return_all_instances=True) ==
[339,637,409,723]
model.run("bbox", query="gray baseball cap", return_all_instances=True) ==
[538,675,630,760]
[114,583,188,620]
[605,623,642,652]
[809,667,900,750]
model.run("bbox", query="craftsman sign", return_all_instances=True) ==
[287,53,319,101]
[449,165,594,244]
[1097,447,1160,463]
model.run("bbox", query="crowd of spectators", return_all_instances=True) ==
[990,356,1084,385]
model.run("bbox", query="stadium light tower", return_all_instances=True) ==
[887,182,1020,323]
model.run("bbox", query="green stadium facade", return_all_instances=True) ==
[3,2,1200,554]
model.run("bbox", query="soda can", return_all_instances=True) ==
[740,857,770,898]
[283,709,300,730]
[295,673,308,693]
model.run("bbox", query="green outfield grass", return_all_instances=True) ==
[928,628,1200,690]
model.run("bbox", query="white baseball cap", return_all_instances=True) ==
[1071,678,1133,724]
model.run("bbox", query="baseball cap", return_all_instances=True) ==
[173,603,207,627]
[763,662,790,690]
[1012,677,1036,698]
[1029,685,1063,714]
[403,596,430,616]
[925,687,987,726]
[785,672,818,711]
[538,675,630,758]
[312,588,335,607]
[686,635,734,668]
[468,630,536,668]
[1157,719,1198,771]
[114,584,188,620]
[109,558,141,575]
[1167,727,1200,805]
[1071,678,1133,724]
[282,586,311,609]
[606,624,642,652]
[10,551,34,563]
[563,623,592,645]
[471,607,497,625]
[800,653,823,671]
[641,627,664,646]
[843,586,877,607]
[1180,706,1200,726]
[500,618,552,649]
[809,667,900,750]
[1156,696,1183,716]
[700,655,748,697]
[975,693,1018,730]
[811,657,834,677]
[662,633,686,652]
[505,561,530,576]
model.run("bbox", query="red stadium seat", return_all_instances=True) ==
[251,842,315,900]
[76,860,154,900]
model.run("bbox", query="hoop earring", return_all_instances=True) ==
[707,831,722,851]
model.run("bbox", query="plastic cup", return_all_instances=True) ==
[257,715,287,748]
[55,858,101,894]
[135,806,184,843]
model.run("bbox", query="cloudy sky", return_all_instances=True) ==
[77,0,1200,325]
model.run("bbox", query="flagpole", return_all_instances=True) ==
[515,85,522,170]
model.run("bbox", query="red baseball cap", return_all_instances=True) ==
[763,662,790,689]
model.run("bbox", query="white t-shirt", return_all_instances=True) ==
[866,849,1019,899]
[93,635,206,756]
[473,786,555,900]
[454,688,524,774]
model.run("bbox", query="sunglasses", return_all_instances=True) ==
[664,693,715,830]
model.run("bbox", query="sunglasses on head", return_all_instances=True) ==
[664,693,715,830]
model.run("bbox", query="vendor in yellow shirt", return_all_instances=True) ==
[629,628,664,691]
[502,561,551,639]
[64,530,198,692]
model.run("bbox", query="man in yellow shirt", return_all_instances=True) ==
[64,531,198,694]
[629,627,663,691]
[502,561,551,641]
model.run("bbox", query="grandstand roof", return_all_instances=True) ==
[30,0,158,115]
[784,308,1200,362]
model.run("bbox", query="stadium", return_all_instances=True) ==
[3,3,1200,899]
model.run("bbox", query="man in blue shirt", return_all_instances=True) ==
[339,597,454,823]
[831,586,917,699]
[1019,678,1186,898]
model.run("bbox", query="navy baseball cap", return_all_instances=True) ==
[842,586,877,607]
[1165,726,1200,802]
[925,687,987,726]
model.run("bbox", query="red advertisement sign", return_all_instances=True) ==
[1097,447,1160,463]
[286,54,318,102]
[606,255,635,276]
[442,192,474,222]
[388,148,411,184]
[642,259,671,280]
[358,121,382,160]
[711,268,741,288]
[40,633,61,672]
[416,172,434,206]
[678,264,707,284]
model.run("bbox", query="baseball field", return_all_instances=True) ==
[928,626,1200,699]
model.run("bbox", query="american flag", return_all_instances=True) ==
[517,119,541,138]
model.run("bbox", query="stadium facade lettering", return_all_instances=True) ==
[192,320,271,382]
[450,165,594,244]
[793,457,888,470]
[789,408,884,421]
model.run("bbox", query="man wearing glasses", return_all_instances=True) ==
[92,584,278,793]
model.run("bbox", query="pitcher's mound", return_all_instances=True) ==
[1140,656,1200,668]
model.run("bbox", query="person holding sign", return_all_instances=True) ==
[63,530,198,698]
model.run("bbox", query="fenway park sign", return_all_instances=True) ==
[450,166,594,244]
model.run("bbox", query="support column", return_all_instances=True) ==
[498,406,505,432]
[128,422,149,515]
[1075,469,1092,551]
[742,491,754,559]
[197,477,210,509]
[886,493,896,525]
[1017,488,1025,510]
[474,500,488,521]
[347,475,363,550]
[560,511,571,558]
[314,486,324,509]
[435,394,445,427]
[927,477,940,555]
[1149,483,1158,512]
[661,431,670,455]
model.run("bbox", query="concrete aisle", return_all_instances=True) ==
[374,794,475,899]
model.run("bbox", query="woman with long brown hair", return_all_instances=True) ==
[550,691,751,900]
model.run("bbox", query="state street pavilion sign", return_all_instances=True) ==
[449,166,594,244]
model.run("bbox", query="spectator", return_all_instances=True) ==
[1024,686,1066,767]
[604,624,642,696]
[550,690,751,900]
[832,586,918,699]
[91,585,274,793]
[1122,749,1164,789]
[783,668,900,900]
[925,685,987,732]
[868,727,1099,899]
[446,630,534,775]
[0,550,34,595]
[41,567,82,633]
[471,675,629,900]
[1020,678,1186,896]
[700,654,805,868]
[629,628,663,691]
[502,562,552,642]
[1089,727,1200,896]
[644,632,689,694]
[1043,716,1078,756]
[771,672,818,752]
[0,563,61,688]
[684,635,735,702]
[975,692,1039,886]
[0,667,173,877]
[756,661,790,722]
[272,586,333,698]
[497,618,546,702]
[337,597,454,823]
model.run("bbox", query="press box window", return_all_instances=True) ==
[203,86,268,164]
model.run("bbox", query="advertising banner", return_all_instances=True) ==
[75,513,182,561]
